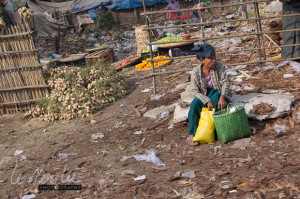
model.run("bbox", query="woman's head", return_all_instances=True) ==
[192,44,216,69]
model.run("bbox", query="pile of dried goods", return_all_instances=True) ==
[24,63,127,122]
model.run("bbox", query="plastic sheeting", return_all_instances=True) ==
[72,0,169,13]
[72,0,111,14]
[27,0,73,36]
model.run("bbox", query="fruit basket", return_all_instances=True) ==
[135,55,173,71]
[141,49,159,60]
[113,57,141,71]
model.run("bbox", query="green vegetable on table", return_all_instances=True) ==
[141,49,157,53]
[155,36,183,43]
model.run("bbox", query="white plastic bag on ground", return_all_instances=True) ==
[133,149,165,167]
[274,124,286,134]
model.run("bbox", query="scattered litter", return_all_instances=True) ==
[99,178,114,185]
[133,130,142,135]
[151,93,165,101]
[268,140,275,144]
[289,61,300,73]
[239,183,247,187]
[101,150,109,155]
[120,104,125,108]
[118,144,125,150]
[87,37,97,41]
[58,152,78,159]
[226,69,238,76]
[221,180,230,184]
[120,156,132,162]
[230,85,242,92]
[234,65,247,70]
[243,85,255,91]
[178,180,192,184]
[21,194,36,199]
[222,185,229,189]
[167,88,177,93]
[229,190,237,193]
[283,74,294,78]
[91,119,97,124]
[209,174,217,181]
[231,138,252,150]
[142,88,151,93]
[134,175,146,181]
[181,171,196,179]
[14,150,24,156]
[226,14,238,19]
[274,124,286,134]
[66,133,73,136]
[115,121,122,128]
[235,78,243,82]
[20,155,27,161]
[91,133,104,140]
[133,149,166,167]
[121,170,135,176]
[261,89,281,94]
[204,28,213,33]
[213,146,222,154]
[159,110,170,119]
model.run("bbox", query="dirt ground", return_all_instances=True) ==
[0,58,300,199]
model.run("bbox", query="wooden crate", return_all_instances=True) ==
[85,48,114,65]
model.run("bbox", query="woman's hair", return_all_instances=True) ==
[192,44,215,60]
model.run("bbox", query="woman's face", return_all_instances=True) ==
[202,55,216,69]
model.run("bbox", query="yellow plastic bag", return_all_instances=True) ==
[193,108,216,143]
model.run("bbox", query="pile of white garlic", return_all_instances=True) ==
[18,7,33,21]
[25,65,127,122]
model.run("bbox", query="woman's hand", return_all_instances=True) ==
[218,95,227,111]
[207,101,214,111]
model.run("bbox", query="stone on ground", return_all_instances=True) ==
[144,103,177,119]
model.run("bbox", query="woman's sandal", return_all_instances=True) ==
[187,139,199,146]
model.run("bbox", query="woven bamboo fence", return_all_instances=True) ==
[0,23,49,114]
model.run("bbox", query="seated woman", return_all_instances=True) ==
[187,44,231,145]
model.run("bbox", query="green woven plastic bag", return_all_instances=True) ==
[213,104,251,143]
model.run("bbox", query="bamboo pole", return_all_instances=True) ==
[143,13,300,31]
[253,1,263,67]
[141,0,270,15]
[142,0,157,95]
[150,56,300,76]
[149,28,300,45]
[146,43,300,62]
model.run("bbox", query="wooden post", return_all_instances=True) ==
[142,0,157,95]
[55,25,60,54]
[134,8,140,22]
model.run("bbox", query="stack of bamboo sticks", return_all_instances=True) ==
[0,23,49,114]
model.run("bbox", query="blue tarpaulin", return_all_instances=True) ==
[105,0,169,10]
[72,0,169,13]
